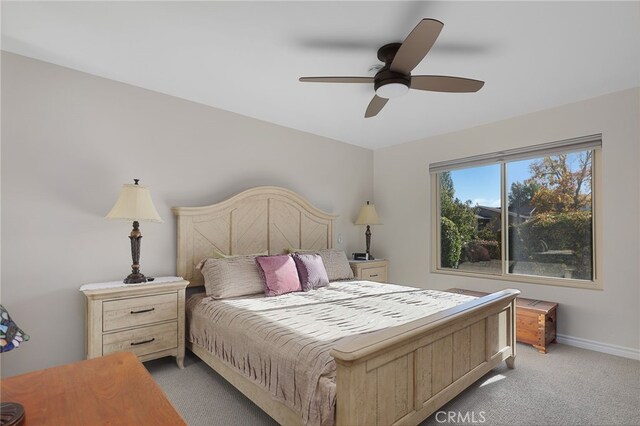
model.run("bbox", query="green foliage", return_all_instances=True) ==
[439,171,477,244]
[512,211,593,279]
[508,181,540,214]
[440,171,455,199]
[477,227,498,242]
[441,217,462,269]
[517,211,592,250]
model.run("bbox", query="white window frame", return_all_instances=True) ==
[430,135,602,290]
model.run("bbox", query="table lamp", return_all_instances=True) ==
[106,179,163,283]
[0,304,30,426]
[355,201,381,260]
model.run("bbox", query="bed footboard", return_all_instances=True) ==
[330,289,519,426]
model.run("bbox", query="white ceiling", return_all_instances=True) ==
[2,1,639,149]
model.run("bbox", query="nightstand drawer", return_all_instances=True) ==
[103,322,177,357]
[350,260,389,283]
[103,293,177,331]
[361,267,387,282]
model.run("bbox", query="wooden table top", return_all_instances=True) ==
[0,352,186,425]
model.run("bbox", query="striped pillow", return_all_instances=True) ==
[286,249,354,282]
[198,255,265,299]
[317,249,354,282]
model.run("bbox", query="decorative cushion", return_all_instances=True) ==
[285,248,354,282]
[198,255,265,299]
[293,253,330,291]
[317,249,354,282]
[256,255,302,297]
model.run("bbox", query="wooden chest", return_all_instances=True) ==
[515,298,557,353]
[445,288,558,353]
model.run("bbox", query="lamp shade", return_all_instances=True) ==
[0,305,29,353]
[355,201,381,225]
[106,182,163,223]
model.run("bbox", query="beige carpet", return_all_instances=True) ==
[145,343,640,425]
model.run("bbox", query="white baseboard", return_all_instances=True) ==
[555,333,640,361]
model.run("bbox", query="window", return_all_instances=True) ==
[431,135,600,288]
[439,164,502,274]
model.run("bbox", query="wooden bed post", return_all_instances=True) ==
[334,361,374,426]
[505,297,517,369]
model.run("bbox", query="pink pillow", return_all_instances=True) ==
[256,255,302,296]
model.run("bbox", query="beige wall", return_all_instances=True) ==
[2,50,638,377]
[0,52,373,376]
[374,87,640,355]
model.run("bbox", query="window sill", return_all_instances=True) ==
[431,267,602,290]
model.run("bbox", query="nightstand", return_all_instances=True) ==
[80,276,189,368]
[349,259,389,283]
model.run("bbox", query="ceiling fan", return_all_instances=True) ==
[299,19,485,118]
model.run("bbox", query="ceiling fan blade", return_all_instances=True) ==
[390,19,444,74]
[411,75,485,92]
[299,77,374,83]
[365,95,388,118]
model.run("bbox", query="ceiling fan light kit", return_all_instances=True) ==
[300,18,485,118]
[375,81,409,99]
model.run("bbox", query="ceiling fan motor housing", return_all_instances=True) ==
[374,68,411,98]
[375,43,410,98]
[377,42,403,64]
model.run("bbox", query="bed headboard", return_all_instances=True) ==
[172,186,338,287]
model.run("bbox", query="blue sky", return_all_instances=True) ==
[449,159,534,207]
[449,152,589,208]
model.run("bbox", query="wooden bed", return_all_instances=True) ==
[172,186,518,426]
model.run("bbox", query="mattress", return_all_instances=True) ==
[186,281,477,426]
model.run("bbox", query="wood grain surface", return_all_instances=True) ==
[175,188,519,426]
[0,352,185,425]
[172,186,337,287]
[445,287,558,354]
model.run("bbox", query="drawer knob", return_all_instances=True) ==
[131,338,155,346]
[370,274,378,277]
[130,307,155,314]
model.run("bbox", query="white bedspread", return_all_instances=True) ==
[186,281,476,425]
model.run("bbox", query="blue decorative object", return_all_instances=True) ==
[0,305,29,353]
[0,305,29,425]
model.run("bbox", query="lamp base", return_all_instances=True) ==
[123,272,147,284]
[364,225,374,260]
[1,402,25,426]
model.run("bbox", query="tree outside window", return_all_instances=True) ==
[438,149,594,282]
